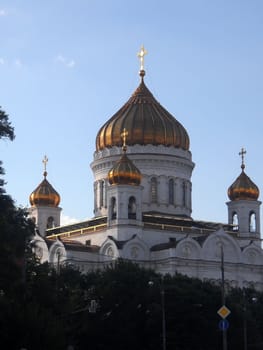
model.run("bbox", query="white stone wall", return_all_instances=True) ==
[29,205,61,237]
[91,145,194,217]
[227,199,261,238]
[36,223,263,290]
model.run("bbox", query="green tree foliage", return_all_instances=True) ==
[0,107,33,293]
[0,107,15,192]
[73,260,160,350]
[0,196,34,290]
[0,160,5,194]
[0,106,15,141]
[0,106,40,347]
[1,258,263,349]
[60,261,263,350]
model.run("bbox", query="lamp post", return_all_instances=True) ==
[56,250,61,275]
[149,278,167,350]
[160,278,167,350]
[243,289,257,350]
[220,244,228,350]
[243,295,247,350]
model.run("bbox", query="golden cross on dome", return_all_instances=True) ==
[137,45,147,71]
[239,148,246,170]
[121,128,128,150]
[42,155,48,176]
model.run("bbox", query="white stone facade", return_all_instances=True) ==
[29,136,263,290]
[29,205,61,237]
[91,144,194,218]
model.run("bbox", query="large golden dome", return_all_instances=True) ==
[228,156,259,201]
[30,171,60,207]
[96,71,190,151]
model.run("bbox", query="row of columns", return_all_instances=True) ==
[93,176,192,217]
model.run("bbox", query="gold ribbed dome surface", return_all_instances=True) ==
[96,76,190,151]
[108,152,142,186]
[228,170,259,201]
[30,171,60,207]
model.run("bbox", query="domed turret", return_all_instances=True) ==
[108,129,142,186]
[228,148,259,201]
[227,149,261,236]
[29,156,60,207]
[92,47,194,218]
[96,47,189,151]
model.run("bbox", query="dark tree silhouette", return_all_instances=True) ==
[0,106,15,141]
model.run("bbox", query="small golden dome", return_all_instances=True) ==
[29,172,61,207]
[228,171,259,201]
[108,152,142,186]
[96,74,190,151]
[228,150,259,201]
[30,156,60,207]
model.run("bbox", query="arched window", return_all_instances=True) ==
[56,249,62,274]
[128,196,136,219]
[47,216,55,229]
[182,181,187,207]
[99,180,104,208]
[104,181,107,208]
[111,197,116,219]
[168,179,174,205]
[249,212,256,232]
[232,212,239,231]
[94,181,98,211]
[151,177,157,203]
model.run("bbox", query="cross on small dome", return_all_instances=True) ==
[239,148,246,171]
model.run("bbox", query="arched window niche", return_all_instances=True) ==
[47,216,55,229]
[151,177,157,203]
[128,196,136,219]
[168,178,174,205]
[93,181,98,211]
[111,197,116,220]
[182,181,187,207]
[249,212,256,233]
[99,180,105,208]
[232,212,239,231]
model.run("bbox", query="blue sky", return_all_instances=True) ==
[1,0,263,225]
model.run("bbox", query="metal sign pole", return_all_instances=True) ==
[161,278,167,350]
[221,244,228,350]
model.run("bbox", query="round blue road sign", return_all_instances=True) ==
[219,319,229,331]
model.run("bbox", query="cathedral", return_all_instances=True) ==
[29,47,263,290]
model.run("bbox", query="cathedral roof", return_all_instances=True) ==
[96,68,190,151]
[228,149,259,201]
[62,240,100,253]
[29,156,60,207]
[108,234,137,249]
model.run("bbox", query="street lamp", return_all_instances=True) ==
[243,289,258,350]
[149,278,166,350]
[220,243,228,350]
[161,279,166,350]
[243,290,248,350]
